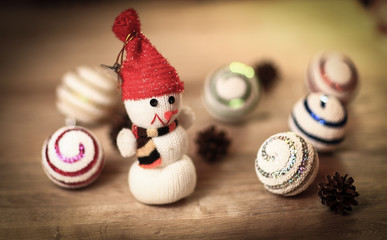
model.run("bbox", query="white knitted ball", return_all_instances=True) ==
[255,132,319,196]
[305,51,358,104]
[128,154,196,204]
[56,65,120,125]
[289,93,347,152]
[41,126,104,189]
[202,62,261,122]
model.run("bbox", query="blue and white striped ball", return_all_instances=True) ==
[288,93,347,152]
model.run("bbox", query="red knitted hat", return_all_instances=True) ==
[112,9,184,101]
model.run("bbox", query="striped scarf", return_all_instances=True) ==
[131,120,178,169]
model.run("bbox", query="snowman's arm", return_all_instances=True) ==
[117,128,137,158]
[178,106,195,130]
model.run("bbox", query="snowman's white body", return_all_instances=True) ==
[152,125,188,167]
[117,93,196,204]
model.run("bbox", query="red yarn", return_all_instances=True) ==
[112,8,184,101]
[112,8,141,42]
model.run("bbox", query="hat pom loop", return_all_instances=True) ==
[112,8,141,43]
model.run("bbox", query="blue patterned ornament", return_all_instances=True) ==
[289,93,347,152]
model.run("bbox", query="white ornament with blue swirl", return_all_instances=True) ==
[289,93,347,152]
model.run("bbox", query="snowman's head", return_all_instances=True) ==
[124,93,182,129]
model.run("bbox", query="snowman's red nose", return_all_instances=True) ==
[164,110,178,121]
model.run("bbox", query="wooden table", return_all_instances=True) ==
[1,1,386,239]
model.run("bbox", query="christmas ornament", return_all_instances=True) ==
[289,93,347,152]
[202,62,261,122]
[111,8,196,205]
[56,65,120,125]
[42,126,104,189]
[195,125,231,163]
[305,51,359,104]
[255,132,319,196]
[318,172,359,215]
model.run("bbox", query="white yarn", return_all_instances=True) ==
[121,92,197,204]
[255,132,319,196]
[63,72,113,105]
[77,65,117,92]
[178,106,195,130]
[325,57,351,85]
[124,93,182,129]
[289,93,347,152]
[57,85,105,117]
[305,51,358,103]
[153,125,188,167]
[56,99,101,124]
[117,128,137,158]
[129,154,196,204]
[56,65,119,125]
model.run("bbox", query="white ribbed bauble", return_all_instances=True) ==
[56,65,120,125]
[289,93,347,152]
[305,51,358,104]
[255,132,319,196]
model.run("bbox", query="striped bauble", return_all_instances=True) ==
[305,51,358,104]
[255,132,319,196]
[289,93,347,152]
[56,65,120,125]
[41,126,104,189]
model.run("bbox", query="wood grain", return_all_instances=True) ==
[1,1,386,239]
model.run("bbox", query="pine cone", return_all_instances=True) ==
[109,112,132,150]
[254,61,279,91]
[195,125,231,163]
[318,172,359,215]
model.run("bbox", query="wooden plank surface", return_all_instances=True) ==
[1,1,386,239]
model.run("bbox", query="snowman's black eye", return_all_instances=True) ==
[150,99,158,107]
[168,96,175,104]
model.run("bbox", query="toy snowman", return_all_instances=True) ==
[111,9,196,204]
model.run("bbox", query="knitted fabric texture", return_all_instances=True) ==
[289,93,347,152]
[56,65,119,125]
[113,8,197,205]
[112,8,184,101]
[41,126,104,189]
[132,120,178,168]
[129,154,196,204]
[255,132,319,196]
[306,51,358,104]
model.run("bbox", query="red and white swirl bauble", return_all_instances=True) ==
[41,126,104,189]
[305,51,359,104]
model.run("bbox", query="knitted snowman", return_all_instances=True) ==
[112,9,196,205]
